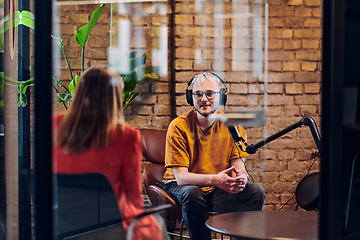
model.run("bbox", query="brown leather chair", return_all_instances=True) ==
[140,129,186,239]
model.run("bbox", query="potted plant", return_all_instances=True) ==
[2,4,159,110]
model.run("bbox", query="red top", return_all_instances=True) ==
[52,114,162,240]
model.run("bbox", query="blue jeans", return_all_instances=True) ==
[160,181,265,240]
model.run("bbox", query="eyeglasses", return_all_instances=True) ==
[192,90,220,100]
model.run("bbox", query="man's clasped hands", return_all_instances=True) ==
[214,166,249,194]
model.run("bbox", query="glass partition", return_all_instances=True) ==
[1,0,269,239]
[1,0,34,238]
[51,0,268,239]
[0,0,4,237]
[0,0,328,238]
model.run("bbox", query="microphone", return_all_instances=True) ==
[227,126,256,154]
[228,125,242,143]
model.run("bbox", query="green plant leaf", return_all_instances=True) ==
[3,10,34,31]
[142,66,160,81]
[3,11,20,31]
[17,84,28,107]
[17,84,22,94]
[123,93,140,110]
[18,93,28,107]
[52,77,64,87]
[16,79,34,107]
[52,35,73,79]
[130,53,147,70]
[20,77,35,86]
[123,92,131,101]
[21,10,35,29]
[0,33,3,52]
[14,11,20,27]
[75,4,105,48]
[108,51,137,74]
[109,51,159,110]
[57,94,64,103]
[57,93,74,103]
[68,75,79,94]
[122,71,138,83]
[122,72,139,94]
[129,51,137,59]
[21,85,27,95]
[0,72,18,85]
[52,77,70,94]
[51,35,64,50]
[3,81,17,87]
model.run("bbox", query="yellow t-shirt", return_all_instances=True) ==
[163,109,249,192]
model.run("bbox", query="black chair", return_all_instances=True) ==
[53,173,170,240]
[54,173,122,239]
[295,172,320,211]
[344,153,360,232]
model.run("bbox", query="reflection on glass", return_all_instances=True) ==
[1,0,34,239]
[0,0,4,239]
[51,0,267,239]
[51,1,170,239]
[108,3,131,73]
[152,24,167,77]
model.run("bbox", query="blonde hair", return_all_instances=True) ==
[57,65,125,154]
[191,72,222,88]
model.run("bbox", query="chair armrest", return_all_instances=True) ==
[149,185,177,206]
[127,204,171,240]
[148,185,182,220]
[135,204,172,220]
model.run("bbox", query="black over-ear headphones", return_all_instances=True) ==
[185,72,228,106]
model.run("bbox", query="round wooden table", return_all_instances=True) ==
[206,210,319,240]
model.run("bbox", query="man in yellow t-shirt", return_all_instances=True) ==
[161,72,265,240]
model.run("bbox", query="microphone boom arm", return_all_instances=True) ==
[244,117,321,155]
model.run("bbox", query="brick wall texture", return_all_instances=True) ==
[259,0,321,210]
[55,0,322,211]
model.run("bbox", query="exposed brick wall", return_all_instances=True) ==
[53,3,173,129]
[53,4,111,113]
[172,0,322,211]
[122,1,173,130]
[262,0,321,210]
[54,0,322,211]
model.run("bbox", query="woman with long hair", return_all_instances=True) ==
[53,65,165,239]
